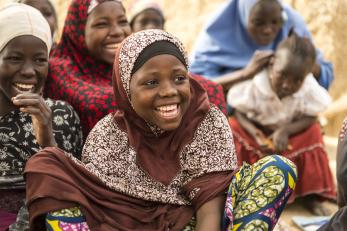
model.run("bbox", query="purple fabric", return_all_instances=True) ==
[0,210,16,231]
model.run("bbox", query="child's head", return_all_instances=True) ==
[269,32,316,98]
[242,0,284,46]
[128,0,164,32]
[19,0,58,38]
[115,30,191,131]
[0,3,51,107]
[85,0,131,65]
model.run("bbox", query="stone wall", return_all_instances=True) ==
[1,0,346,135]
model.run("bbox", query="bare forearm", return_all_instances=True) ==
[235,111,258,136]
[213,68,252,90]
[196,196,225,231]
[282,116,317,136]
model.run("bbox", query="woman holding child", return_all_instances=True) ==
[190,0,334,90]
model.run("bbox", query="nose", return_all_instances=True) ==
[158,81,178,97]
[281,80,292,92]
[109,23,125,37]
[262,25,273,36]
[20,61,35,78]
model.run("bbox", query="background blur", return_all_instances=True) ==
[1,0,346,136]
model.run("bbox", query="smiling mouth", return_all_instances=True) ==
[13,83,35,93]
[155,104,180,119]
[104,43,120,52]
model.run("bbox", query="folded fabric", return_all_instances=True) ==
[292,216,331,231]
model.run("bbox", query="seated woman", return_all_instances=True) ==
[227,33,335,215]
[0,3,82,230]
[128,0,165,32]
[25,29,297,231]
[45,0,227,140]
[190,0,334,90]
[19,0,58,46]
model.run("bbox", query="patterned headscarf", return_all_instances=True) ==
[0,3,52,52]
[44,0,124,137]
[105,29,237,184]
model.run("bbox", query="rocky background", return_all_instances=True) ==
[1,0,346,135]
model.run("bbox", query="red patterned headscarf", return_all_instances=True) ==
[45,0,227,138]
[44,0,121,136]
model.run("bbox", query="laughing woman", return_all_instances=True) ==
[25,30,297,231]
[0,3,82,230]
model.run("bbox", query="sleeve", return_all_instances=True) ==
[290,8,334,89]
[189,55,222,78]
[180,106,238,210]
[300,74,331,116]
[316,53,334,90]
[227,80,256,114]
[50,100,83,159]
[318,206,347,231]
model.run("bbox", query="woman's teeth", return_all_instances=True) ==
[105,44,118,50]
[156,104,179,118]
[13,83,34,92]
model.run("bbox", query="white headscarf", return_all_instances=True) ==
[0,3,52,53]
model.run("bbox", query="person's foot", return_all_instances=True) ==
[304,197,331,216]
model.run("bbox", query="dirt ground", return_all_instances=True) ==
[276,136,338,231]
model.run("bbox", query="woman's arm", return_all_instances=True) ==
[213,50,273,90]
[196,196,225,231]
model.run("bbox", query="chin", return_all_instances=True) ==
[158,122,181,131]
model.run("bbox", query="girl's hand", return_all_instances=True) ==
[244,50,274,79]
[12,93,57,148]
[252,128,267,147]
[252,129,274,156]
[270,128,289,152]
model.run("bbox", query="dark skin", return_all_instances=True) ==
[195,196,225,231]
[213,0,321,90]
[0,35,56,148]
[214,50,274,91]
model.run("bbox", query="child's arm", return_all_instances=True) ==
[235,110,268,148]
[195,196,225,231]
[271,116,317,151]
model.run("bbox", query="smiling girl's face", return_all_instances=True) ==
[85,1,131,65]
[129,54,191,131]
[0,35,48,114]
